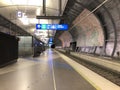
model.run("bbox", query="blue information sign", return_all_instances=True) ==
[36,24,68,30]
[49,38,53,42]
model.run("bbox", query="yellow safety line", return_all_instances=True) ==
[55,50,101,90]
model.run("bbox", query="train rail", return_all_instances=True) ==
[56,49,120,86]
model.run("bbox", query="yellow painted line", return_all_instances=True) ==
[55,50,120,90]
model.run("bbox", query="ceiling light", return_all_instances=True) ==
[30,28,35,32]
[34,33,40,36]
[13,0,27,5]
[36,8,42,15]
[3,0,43,6]
[19,16,29,25]
[40,19,49,24]
[2,0,13,5]
[27,0,43,6]
[29,18,38,24]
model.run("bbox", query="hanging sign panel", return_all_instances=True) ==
[36,24,68,30]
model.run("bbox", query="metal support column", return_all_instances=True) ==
[43,0,46,16]
[59,0,62,16]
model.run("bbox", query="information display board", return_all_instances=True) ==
[36,24,68,30]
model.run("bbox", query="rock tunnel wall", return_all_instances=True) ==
[72,9,104,47]
[93,0,120,57]
[58,0,120,58]
[59,31,73,48]
[60,9,105,54]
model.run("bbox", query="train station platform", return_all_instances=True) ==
[0,49,120,90]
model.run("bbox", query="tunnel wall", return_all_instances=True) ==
[59,31,73,48]
[54,38,62,47]
[59,0,120,57]
[72,9,104,47]
[93,0,120,57]
[59,9,105,55]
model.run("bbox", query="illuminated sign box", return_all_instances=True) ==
[17,11,22,18]
[36,24,68,30]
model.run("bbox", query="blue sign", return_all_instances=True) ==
[49,38,53,42]
[49,42,53,44]
[36,24,68,30]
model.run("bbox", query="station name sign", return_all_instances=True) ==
[36,24,68,30]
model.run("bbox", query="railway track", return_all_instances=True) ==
[58,50,120,86]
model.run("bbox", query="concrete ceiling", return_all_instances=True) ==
[0,0,68,43]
